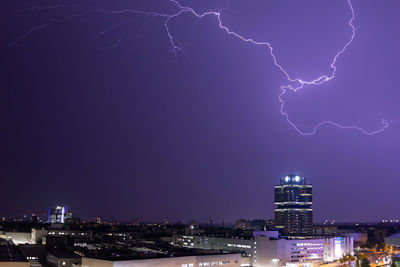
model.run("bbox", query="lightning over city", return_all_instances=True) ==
[9,0,389,136]
[3,1,400,257]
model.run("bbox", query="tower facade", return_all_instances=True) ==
[274,174,312,235]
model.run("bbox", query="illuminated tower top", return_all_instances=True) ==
[280,174,306,185]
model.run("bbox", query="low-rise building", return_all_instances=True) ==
[171,231,353,267]
[0,244,30,267]
[31,228,92,244]
[82,253,241,267]
[385,233,400,247]
[46,250,81,267]
[0,232,31,245]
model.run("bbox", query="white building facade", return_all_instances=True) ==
[253,236,353,267]
[171,233,353,267]
[82,254,242,267]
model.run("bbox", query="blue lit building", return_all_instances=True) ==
[48,206,72,224]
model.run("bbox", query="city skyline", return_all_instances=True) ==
[2,0,400,222]
[3,174,400,225]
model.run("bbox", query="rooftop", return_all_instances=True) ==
[0,244,28,262]
[85,252,240,262]
[386,233,400,239]
[48,250,81,259]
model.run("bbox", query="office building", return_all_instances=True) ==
[82,253,241,267]
[170,231,353,267]
[48,206,72,224]
[274,174,313,235]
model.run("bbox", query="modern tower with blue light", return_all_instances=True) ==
[274,174,313,235]
[48,206,72,224]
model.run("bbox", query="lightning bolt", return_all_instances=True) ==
[10,0,389,135]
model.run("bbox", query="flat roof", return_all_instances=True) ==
[386,233,400,239]
[0,245,28,262]
[85,252,241,262]
[48,250,81,259]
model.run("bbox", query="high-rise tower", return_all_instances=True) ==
[48,206,72,224]
[274,174,312,235]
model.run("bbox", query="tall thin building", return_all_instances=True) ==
[274,174,312,235]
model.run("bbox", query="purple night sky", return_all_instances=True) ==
[1,0,400,223]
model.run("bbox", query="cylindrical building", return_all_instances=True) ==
[274,174,313,235]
